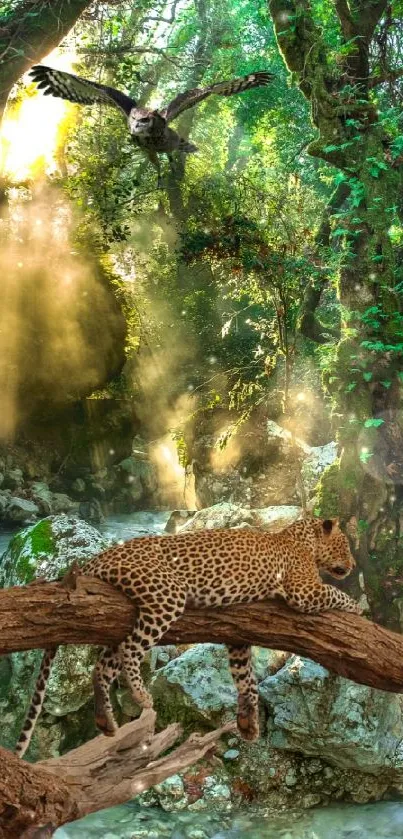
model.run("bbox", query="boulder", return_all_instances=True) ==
[179,502,301,532]
[149,644,284,734]
[165,510,198,533]
[5,496,39,523]
[30,481,54,515]
[116,454,158,498]
[190,417,338,509]
[259,655,403,774]
[150,644,237,732]
[2,467,24,490]
[50,493,79,515]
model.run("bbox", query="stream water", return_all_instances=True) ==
[55,799,403,838]
[2,513,403,837]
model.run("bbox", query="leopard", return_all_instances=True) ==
[15,517,361,758]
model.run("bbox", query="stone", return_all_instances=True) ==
[180,502,302,534]
[259,654,403,774]
[223,749,240,760]
[51,493,79,515]
[30,481,53,515]
[165,510,198,533]
[0,490,11,515]
[150,644,237,730]
[2,467,24,490]
[178,502,257,531]
[5,496,39,523]
[71,478,86,494]
[301,441,338,499]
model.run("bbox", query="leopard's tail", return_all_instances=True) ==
[15,648,57,758]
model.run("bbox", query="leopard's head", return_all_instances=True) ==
[314,518,356,579]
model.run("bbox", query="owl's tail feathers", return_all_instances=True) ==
[178,138,198,153]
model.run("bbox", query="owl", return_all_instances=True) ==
[29,65,274,185]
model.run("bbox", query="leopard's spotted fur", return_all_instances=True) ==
[16,517,360,757]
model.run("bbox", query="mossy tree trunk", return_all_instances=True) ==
[268,0,403,627]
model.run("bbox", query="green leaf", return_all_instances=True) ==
[359,450,373,464]
[364,418,384,427]
[363,372,373,381]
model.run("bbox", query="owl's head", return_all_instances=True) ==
[129,108,160,137]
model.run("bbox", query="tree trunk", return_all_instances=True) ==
[0,710,232,837]
[1,575,403,692]
[0,0,93,123]
[268,0,403,628]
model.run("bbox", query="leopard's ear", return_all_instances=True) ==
[322,517,340,534]
[322,519,334,534]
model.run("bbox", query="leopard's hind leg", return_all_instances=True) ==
[227,644,260,741]
[94,573,187,735]
[93,645,122,735]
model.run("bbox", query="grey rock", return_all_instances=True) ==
[30,481,53,515]
[223,749,239,760]
[51,493,79,515]
[151,644,237,729]
[3,467,24,490]
[0,490,11,514]
[71,477,86,494]
[259,655,403,774]
[6,496,39,522]
[180,502,301,533]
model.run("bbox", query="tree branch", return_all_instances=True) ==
[1,575,403,693]
[368,67,403,88]
[333,0,355,39]
[1,710,233,837]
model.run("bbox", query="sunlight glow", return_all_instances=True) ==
[1,50,77,181]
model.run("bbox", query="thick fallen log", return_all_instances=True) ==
[0,574,403,693]
[1,710,233,837]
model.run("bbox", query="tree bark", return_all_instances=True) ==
[0,710,233,837]
[1,575,403,693]
[0,0,93,122]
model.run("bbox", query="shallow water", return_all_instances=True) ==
[98,510,172,542]
[55,800,403,838]
[0,526,17,555]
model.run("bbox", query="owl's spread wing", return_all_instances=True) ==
[162,71,275,124]
[29,65,136,117]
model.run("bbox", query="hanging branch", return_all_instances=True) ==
[1,710,233,837]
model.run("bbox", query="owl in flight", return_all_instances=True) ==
[29,65,274,186]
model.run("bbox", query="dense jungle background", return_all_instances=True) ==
[2,1,403,837]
